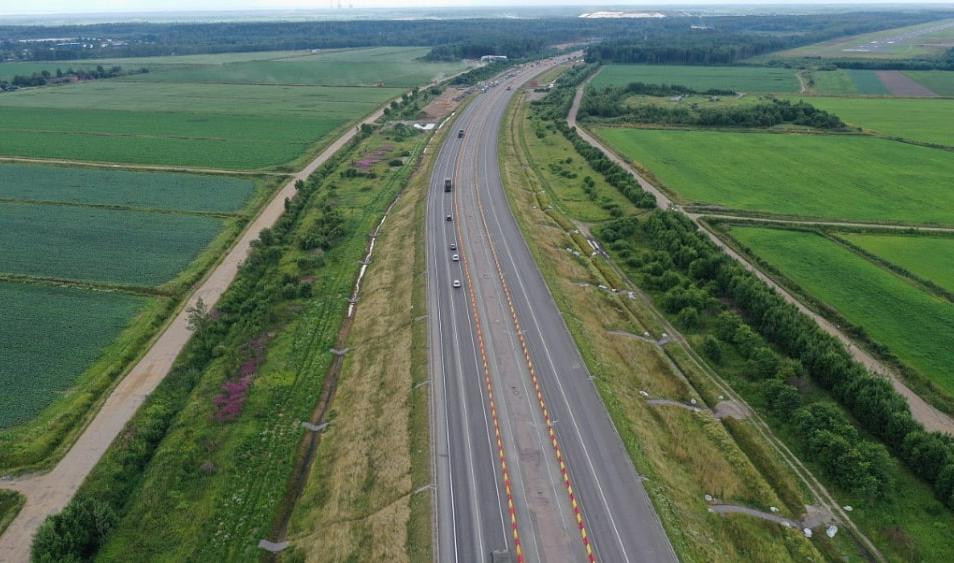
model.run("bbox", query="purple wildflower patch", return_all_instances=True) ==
[213,334,268,422]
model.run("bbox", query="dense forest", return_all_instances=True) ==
[2,11,952,64]
[580,84,847,130]
[584,12,954,65]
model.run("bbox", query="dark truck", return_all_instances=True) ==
[444,178,453,192]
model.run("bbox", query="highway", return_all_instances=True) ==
[428,59,676,562]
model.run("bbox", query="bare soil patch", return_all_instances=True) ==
[420,87,466,121]
[876,71,938,97]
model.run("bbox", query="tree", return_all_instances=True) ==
[32,497,117,562]
[702,335,722,364]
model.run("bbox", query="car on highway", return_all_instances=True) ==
[452,280,462,288]
[449,242,457,251]
[444,178,453,192]
[446,214,453,222]
[452,254,460,262]
[458,129,465,138]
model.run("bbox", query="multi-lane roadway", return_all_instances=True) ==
[427,59,677,562]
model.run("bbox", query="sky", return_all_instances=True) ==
[1,0,952,16]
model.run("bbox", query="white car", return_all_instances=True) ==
[452,254,460,262]
[453,280,462,288]
[449,242,457,251]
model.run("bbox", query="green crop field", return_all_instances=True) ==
[730,226,954,396]
[0,203,224,286]
[124,47,468,87]
[775,19,954,59]
[0,81,394,116]
[594,127,954,225]
[591,64,800,93]
[0,105,345,170]
[0,48,459,170]
[0,281,145,427]
[797,96,954,147]
[838,233,954,295]
[904,70,954,96]
[810,69,890,95]
[0,163,255,213]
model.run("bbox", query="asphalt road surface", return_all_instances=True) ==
[428,59,676,562]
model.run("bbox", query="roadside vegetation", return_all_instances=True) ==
[0,490,25,537]
[503,69,828,562]
[30,122,431,562]
[546,62,954,560]
[283,119,437,563]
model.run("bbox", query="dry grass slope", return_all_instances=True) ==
[285,136,431,562]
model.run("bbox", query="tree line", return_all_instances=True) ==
[583,11,952,65]
[598,211,954,505]
[580,85,847,130]
[0,65,147,91]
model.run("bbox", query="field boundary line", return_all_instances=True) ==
[0,156,290,177]
[0,197,239,219]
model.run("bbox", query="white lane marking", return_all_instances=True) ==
[451,112,512,548]
[428,145,461,563]
[455,98,539,559]
[478,75,663,561]
[467,91,576,540]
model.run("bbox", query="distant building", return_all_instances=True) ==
[480,55,508,62]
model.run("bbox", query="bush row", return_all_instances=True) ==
[600,212,954,506]
[30,126,374,563]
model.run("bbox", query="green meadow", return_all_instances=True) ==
[594,127,954,225]
[0,281,146,427]
[592,64,800,93]
[839,233,954,295]
[801,96,954,147]
[0,162,255,213]
[730,226,954,396]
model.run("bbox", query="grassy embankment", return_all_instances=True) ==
[0,167,281,473]
[503,85,826,562]
[281,117,442,563]
[31,125,431,562]
[0,490,25,537]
